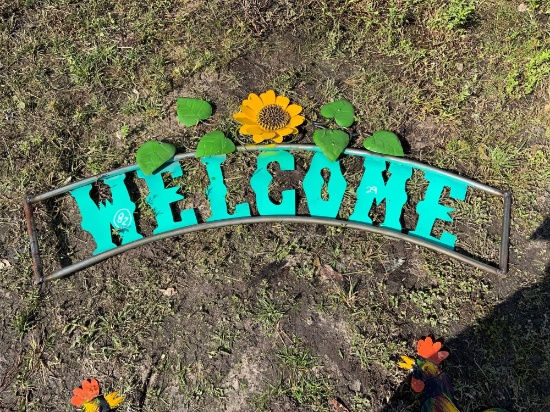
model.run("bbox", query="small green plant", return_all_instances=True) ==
[118,124,131,139]
[276,342,317,371]
[431,0,477,30]
[254,280,287,330]
[507,50,550,98]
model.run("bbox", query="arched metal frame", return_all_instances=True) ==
[25,145,511,283]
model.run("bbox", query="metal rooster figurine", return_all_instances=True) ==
[398,336,508,412]
[71,378,123,412]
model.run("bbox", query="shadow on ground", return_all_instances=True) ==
[382,217,550,412]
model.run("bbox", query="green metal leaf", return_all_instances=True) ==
[177,98,212,126]
[363,130,404,157]
[136,141,176,175]
[312,129,350,162]
[320,99,355,127]
[195,131,235,158]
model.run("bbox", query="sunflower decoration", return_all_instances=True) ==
[71,378,124,412]
[233,90,305,143]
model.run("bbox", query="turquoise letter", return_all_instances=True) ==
[70,173,143,255]
[136,161,198,234]
[250,151,296,216]
[303,152,347,218]
[349,157,412,230]
[409,170,468,248]
[201,155,251,221]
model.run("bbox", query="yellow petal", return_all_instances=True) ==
[260,90,276,105]
[233,113,257,125]
[275,95,290,109]
[286,104,302,117]
[273,135,284,143]
[259,131,276,139]
[246,93,264,111]
[241,124,266,135]
[240,105,258,119]
[276,127,297,137]
[104,391,124,408]
[252,134,265,143]
[83,401,99,412]
[288,115,305,128]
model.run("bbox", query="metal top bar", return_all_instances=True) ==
[41,215,504,282]
[29,144,507,203]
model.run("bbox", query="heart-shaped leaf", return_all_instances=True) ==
[363,130,404,157]
[136,141,176,175]
[195,131,235,158]
[313,129,350,162]
[320,99,355,127]
[177,98,212,126]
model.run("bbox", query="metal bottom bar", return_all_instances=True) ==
[41,216,504,282]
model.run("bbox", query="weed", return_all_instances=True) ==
[276,341,317,371]
[12,292,40,338]
[431,0,477,30]
[507,50,550,98]
[1,0,549,410]
[253,280,288,331]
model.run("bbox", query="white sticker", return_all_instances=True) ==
[112,208,133,229]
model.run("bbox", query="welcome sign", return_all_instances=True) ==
[25,144,511,284]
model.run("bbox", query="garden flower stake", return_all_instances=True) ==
[71,378,124,411]
[233,90,305,143]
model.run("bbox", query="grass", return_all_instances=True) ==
[0,0,549,411]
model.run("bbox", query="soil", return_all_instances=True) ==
[1,1,549,411]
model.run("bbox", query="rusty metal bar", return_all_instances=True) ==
[23,196,43,284]
[499,191,512,274]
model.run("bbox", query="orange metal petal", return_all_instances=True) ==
[276,127,297,137]
[286,104,302,117]
[259,131,276,139]
[233,113,257,125]
[288,115,305,128]
[260,90,276,105]
[240,105,258,119]
[246,93,264,111]
[275,95,290,109]
[240,124,265,135]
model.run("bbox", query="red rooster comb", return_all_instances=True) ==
[417,335,449,364]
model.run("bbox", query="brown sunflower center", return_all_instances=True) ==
[256,104,290,131]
